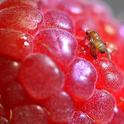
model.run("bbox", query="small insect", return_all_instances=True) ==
[86,30,111,59]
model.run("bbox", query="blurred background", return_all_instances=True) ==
[104,0,124,20]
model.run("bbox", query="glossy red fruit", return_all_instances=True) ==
[0,29,33,60]
[39,0,62,9]
[94,58,124,93]
[0,117,9,124]
[44,92,74,123]
[111,28,124,70]
[1,80,30,109]
[109,107,124,124]
[65,57,97,102]
[68,111,95,124]
[57,0,86,20]
[0,0,41,9]
[11,105,47,124]
[75,16,98,39]
[0,57,20,91]
[19,53,64,100]
[97,18,119,42]
[0,104,5,117]
[0,6,42,35]
[0,0,124,123]
[82,89,116,123]
[44,10,73,32]
[33,28,77,69]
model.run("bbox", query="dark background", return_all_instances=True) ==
[104,0,124,19]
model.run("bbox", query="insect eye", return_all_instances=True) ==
[86,31,89,35]
[86,30,92,35]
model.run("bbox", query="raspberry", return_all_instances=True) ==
[11,105,47,124]
[111,28,124,70]
[0,104,5,117]
[19,53,64,100]
[65,57,97,102]
[57,0,85,19]
[109,107,124,124]
[94,58,124,93]
[43,10,73,32]
[82,89,116,123]
[96,18,119,42]
[0,6,42,35]
[33,28,77,70]
[69,111,95,124]
[39,0,62,10]
[0,29,33,60]
[1,80,30,109]
[0,117,9,124]
[44,91,74,123]
[0,0,124,123]
[0,0,41,9]
[75,16,98,39]
[0,57,20,91]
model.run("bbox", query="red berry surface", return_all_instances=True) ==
[43,10,73,32]
[11,105,47,124]
[69,111,95,124]
[19,53,64,100]
[0,0,124,124]
[0,6,42,35]
[0,29,33,60]
[0,57,20,91]
[109,107,124,124]
[82,89,116,123]
[57,0,85,19]
[94,58,124,93]
[0,0,41,9]
[75,16,98,39]
[33,28,77,69]
[0,103,5,117]
[65,57,97,101]
[0,117,9,124]
[1,80,30,108]
[44,91,74,123]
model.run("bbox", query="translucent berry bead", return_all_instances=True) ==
[2,80,29,108]
[33,28,77,68]
[94,58,124,93]
[82,89,115,123]
[0,6,42,35]
[0,29,33,60]
[68,111,95,124]
[44,92,74,123]
[0,57,20,91]
[57,0,85,19]
[40,0,62,9]
[11,105,47,124]
[109,107,124,124]
[19,53,64,100]
[65,57,97,102]
[44,10,73,32]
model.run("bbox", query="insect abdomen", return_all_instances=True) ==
[94,40,106,53]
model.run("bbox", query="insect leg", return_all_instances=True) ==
[105,49,111,60]
[90,43,97,59]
